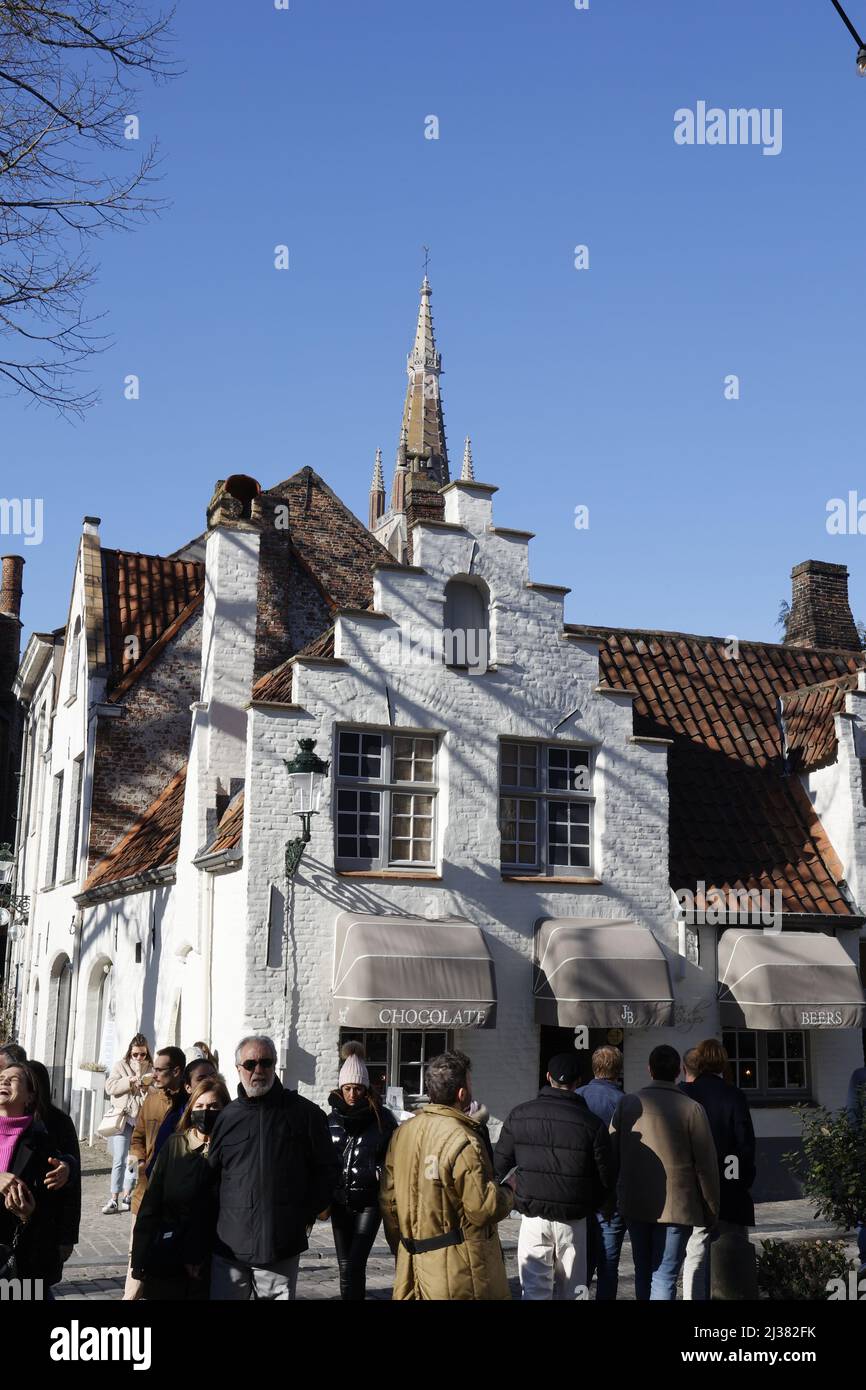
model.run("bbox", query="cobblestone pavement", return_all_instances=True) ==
[53,1145,859,1302]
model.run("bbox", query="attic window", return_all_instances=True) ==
[443,577,490,673]
[224,474,261,521]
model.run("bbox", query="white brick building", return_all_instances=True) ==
[4,282,864,1196]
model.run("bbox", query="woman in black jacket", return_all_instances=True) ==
[0,1062,66,1288]
[326,1043,397,1301]
[29,1060,81,1268]
[132,1077,229,1300]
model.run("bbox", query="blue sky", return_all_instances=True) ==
[5,0,866,645]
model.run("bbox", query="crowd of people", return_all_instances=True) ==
[1,1030,864,1301]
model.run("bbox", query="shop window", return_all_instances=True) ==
[336,730,437,870]
[499,740,593,875]
[338,1027,452,1103]
[723,1030,810,1100]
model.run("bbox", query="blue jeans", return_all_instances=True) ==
[108,1124,134,1195]
[628,1221,692,1300]
[588,1211,627,1300]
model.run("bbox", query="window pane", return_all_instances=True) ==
[500,795,537,866]
[547,746,591,792]
[400,1032,423,1063]
[360,734,382,778]
[335,788,381,860]
[738,1060,757,1089]
[501,742,537,789]
[548,801,591,868]
[393,736,435,784]
[786,1060,805,1088]
[425,1032,447,1058]
[739,1032,757,1059]
[389,792,434,864]
[767,1061,786,1089]
[722,1032,737,1057]
[338,731,360,777]
[785,1032,805,1059]
[400,1064,423,1094]
[766,1033,784,1059]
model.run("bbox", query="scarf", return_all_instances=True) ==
[0,1114,32,1172]
[328,1091,380,1134]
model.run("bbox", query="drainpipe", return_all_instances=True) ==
[67,909,83,1118]
[202,868,214,1053]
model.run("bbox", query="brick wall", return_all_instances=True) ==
[88,607,202,868]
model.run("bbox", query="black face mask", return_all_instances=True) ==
[191,1109,219,1136]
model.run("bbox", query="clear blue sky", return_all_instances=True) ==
[5,0,866,646]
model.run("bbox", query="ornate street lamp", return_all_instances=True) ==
[0,843,29,930]
[830,1,866,72]
[283,739,330,877]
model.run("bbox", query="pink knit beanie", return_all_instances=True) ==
[338,1040,369,1089]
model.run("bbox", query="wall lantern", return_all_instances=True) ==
[830,0,866,72]
[283,738,330,877]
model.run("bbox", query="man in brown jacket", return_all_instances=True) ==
[122,1045,185,1300]
[380,1052,513,1300]
[610,1044,720,1301]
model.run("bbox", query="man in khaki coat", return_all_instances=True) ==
[610,1044,720,1301]
[380,1052,513,1300]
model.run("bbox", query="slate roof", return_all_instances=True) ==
[101,550,204,687]
[568,626,865,916]
[81,764,187,894]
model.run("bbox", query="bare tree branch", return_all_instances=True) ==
[0,0,177,414]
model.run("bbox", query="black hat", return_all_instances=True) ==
[547,1052,581,1087]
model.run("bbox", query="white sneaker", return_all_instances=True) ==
[101,1199,119,1215]
[120,1195,132,1212]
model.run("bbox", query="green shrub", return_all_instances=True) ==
[757,1239,853,1300]
[783,1094,866,1231]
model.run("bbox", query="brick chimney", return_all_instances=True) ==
[0,555,24,619]
[787,560,861,650]
[404,470,445,563]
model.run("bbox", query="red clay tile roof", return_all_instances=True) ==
[252,625,336,704]
[568,626,866,916]
[202,789,244,855]
[780,672,860,772]
[102,550,204,687]
[81,764,187,894]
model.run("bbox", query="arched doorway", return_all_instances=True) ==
[49,954,73,1105]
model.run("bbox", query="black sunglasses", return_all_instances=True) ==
[240,1057,275,1073]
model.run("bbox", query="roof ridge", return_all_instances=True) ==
[567,622,866,659]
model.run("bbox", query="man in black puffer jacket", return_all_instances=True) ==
[208,1035,340,1300]
[494,1052,615,1300]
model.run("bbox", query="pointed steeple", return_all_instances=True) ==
[461,437,474,481]
[399,277,449,486]
[368,448,385,529]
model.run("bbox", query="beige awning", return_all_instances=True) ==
[332,913,496,1029]
[534,918,675,1028]
[718,929,865,1030]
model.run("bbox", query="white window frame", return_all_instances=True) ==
[338,1027,453,1102]
[335,728,438,870]
[499,739,595,876]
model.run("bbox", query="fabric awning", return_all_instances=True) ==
[533,918,675,1028]
[717,929,865,1030]
[332,913,496,1029]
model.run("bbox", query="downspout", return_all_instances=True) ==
[202,867,214,1053]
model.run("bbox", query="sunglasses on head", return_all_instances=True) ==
[240,1057,275,1073]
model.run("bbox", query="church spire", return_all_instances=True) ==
[368,448,385,529]
[461,436,474,481]
[398,276,449,486]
